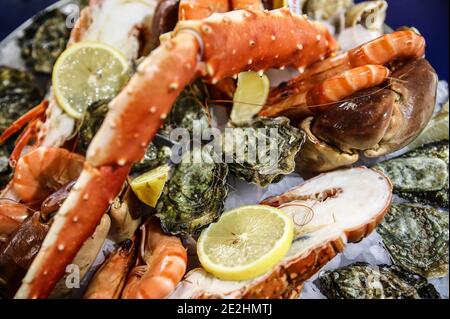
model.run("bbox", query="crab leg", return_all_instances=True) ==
[16,9,336,299]
[231,0,264,10]
[179,0,230,20]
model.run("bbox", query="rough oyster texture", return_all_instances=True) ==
[0,66,43,133]
[378,204,449,279]
[156,147,229,235]
[19,9,70,74]
[317,262,441,299]
[130,143,171,175]
[226,117,305,187]
[375,142,449,207]
[160,80,211,140]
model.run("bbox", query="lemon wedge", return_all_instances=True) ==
[197,205,294,281]
[230,71,270,125]
[131,165,170,208]
[52,42,130,119]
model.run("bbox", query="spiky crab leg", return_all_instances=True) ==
[16,9,336,298]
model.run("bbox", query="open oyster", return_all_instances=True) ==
[170,167,392,298]
[156,146,229,235]
[226,117,305,187]
[0,66,43,133]
[19,9,70,74]
[375,142,449,208]
[378,204,449,279]
[317,262,440,299]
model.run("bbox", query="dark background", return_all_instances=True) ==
[0,0,448,80]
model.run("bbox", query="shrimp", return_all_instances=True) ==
[267,30,425,114]
[261,65,391,118]
[12,147,85,203]
[121,219,187,299]
[83,238,136,299]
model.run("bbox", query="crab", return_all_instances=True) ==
[261,30,438,174]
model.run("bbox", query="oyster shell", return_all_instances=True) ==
[160,80,210,140]
[19,9,70,74]
[375,142,449,208]
[0,66,43,133]
[317,262,440,299]
[345,1,388,35]
[378,204,449,279]
[156,146,229,235]
[226,117,305,187]
[305,0,354,20]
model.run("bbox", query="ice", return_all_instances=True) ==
[224,173,304,210]
[436,81,449,108]
[260,173,304,201]
[429,277,449,299]
[300,279,326,299]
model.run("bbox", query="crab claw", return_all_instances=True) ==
[296,117,360,175]
[298,58,438,174]
[169,167,393,299]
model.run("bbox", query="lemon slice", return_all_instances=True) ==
[52,42,130,119]
[197,205,294,281]
[409,101,449,150]
[131,165,170,208]
[230,71,270,125]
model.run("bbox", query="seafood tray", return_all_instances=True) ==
[0,0,448,299]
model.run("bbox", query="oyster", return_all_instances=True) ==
[160,80,210,140]
[156,146,229,235]
[130,143,172,175]
[226,117,305,187]
[317,262,440,299]
[345,1,388,35]
[19,9,70,74]
[0,66,43,133]
[378,204,449,278]
[305,0,354,20]
[375,142,449,207]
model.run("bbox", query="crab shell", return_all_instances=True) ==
[297,58,438,174]
[169,167,392,299]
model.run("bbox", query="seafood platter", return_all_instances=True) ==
[0,0,448,299]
